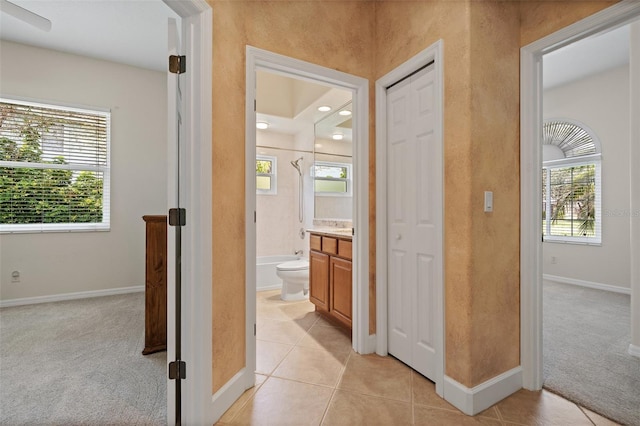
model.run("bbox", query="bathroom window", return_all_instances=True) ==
[313,161,351,195]
[256,155,277,195]
[0,98,110,233]
[542,119,601,244]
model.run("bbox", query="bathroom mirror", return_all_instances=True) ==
[313,101,353,220]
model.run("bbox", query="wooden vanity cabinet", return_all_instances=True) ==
[309,233,353,330]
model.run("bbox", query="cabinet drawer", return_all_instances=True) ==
[322,236,338,255]
[338,239,352,260]
[310,234,322,251]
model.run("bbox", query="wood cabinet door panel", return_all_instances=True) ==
[142,215,167,355]
[338,239,352,260]
[322,236,338,255]
[309,250,330,311]
[310,234,322,251]
[330,257,352,328]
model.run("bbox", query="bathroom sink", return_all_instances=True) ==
[307,227,353,238]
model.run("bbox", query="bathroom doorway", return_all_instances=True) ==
[245,47,370,384]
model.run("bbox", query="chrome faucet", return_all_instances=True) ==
[295,249,303,256]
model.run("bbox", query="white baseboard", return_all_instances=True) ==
[0,285,144,308]
[211,367,252,423]
[629,344,640,358]
[543,274,631,295]
[365,333,377,354]
[444,367,522,416]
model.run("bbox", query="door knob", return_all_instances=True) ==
[396,234,402,241]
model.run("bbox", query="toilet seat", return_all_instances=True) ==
[276,260,309,271]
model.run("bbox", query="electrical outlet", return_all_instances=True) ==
[11,271,20,283]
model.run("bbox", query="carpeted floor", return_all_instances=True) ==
[543,280,640,426]
[0,292,166,425]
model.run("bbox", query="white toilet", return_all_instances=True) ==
[276,259,309,301]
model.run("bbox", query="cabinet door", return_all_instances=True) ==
[309,250,330,311]
[330,256,352,328]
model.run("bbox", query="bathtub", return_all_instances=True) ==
[256,255,300,291]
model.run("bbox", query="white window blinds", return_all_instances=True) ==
[0,98,110,233]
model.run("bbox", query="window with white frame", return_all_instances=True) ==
[542,119,601,244]
[256,155,277,195]
[0,98,110,233]
[313,161,351,195]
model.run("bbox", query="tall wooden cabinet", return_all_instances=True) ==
[309,232,353,330]
[142,215,167,355]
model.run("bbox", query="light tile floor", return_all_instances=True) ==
[216,290,618,426]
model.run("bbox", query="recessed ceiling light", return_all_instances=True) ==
[256,121,269,130]
[317,106,332,112]
[332,134,344,141]
[339,110,352,116]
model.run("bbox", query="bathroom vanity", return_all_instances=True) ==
[308,230,353,330]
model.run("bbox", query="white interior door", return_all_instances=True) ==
[387,64,442,381]
[166,16,184,425]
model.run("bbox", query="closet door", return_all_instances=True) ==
[387,64,441,381]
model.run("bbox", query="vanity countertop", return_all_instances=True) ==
[307,228,353,240]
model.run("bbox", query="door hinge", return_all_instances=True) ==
[169,208,186,227]
[169,55,186,74]
[352,227,355,236]
[254,323,257,336]
[254,99,256,112]
[254,211,257,224]
[168,360,187,380]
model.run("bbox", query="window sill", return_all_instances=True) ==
[543,237,601,247]
[0,224,110,234]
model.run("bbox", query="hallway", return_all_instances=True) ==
[216,290,615,425]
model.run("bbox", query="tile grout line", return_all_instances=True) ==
[410,370,416,425]
[319,349,352,425]
[493,402,506,423]
[218,375,266,425]
[577,404,598,426]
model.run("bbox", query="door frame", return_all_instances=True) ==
[245,47,371,368]
[520,0,640,390]
[162,0,214,424]
[375,41,445,396]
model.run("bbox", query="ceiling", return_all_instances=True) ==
[0,0,178,72]
[256,70,353,142]
[0,1,633,123]
[543,24,630,90]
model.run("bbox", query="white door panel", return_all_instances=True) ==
[387,64,441,382]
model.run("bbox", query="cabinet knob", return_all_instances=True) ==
[396,234,402,241]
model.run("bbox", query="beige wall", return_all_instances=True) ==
[0,41,167,302]
[209,0,619,394]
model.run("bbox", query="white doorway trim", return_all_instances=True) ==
[162,0,214,424]
[520,0,640,390]
[375,41,445,396]
[245,47,371,359]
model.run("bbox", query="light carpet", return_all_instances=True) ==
[0,292,166,425]
[543,280,640,426]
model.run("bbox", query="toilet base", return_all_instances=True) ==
[280,282,309,301]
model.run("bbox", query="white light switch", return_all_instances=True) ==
[484,191,493,212]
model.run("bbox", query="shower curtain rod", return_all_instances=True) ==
[256,145,313,154]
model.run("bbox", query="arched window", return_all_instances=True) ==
[542,119,601,244]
